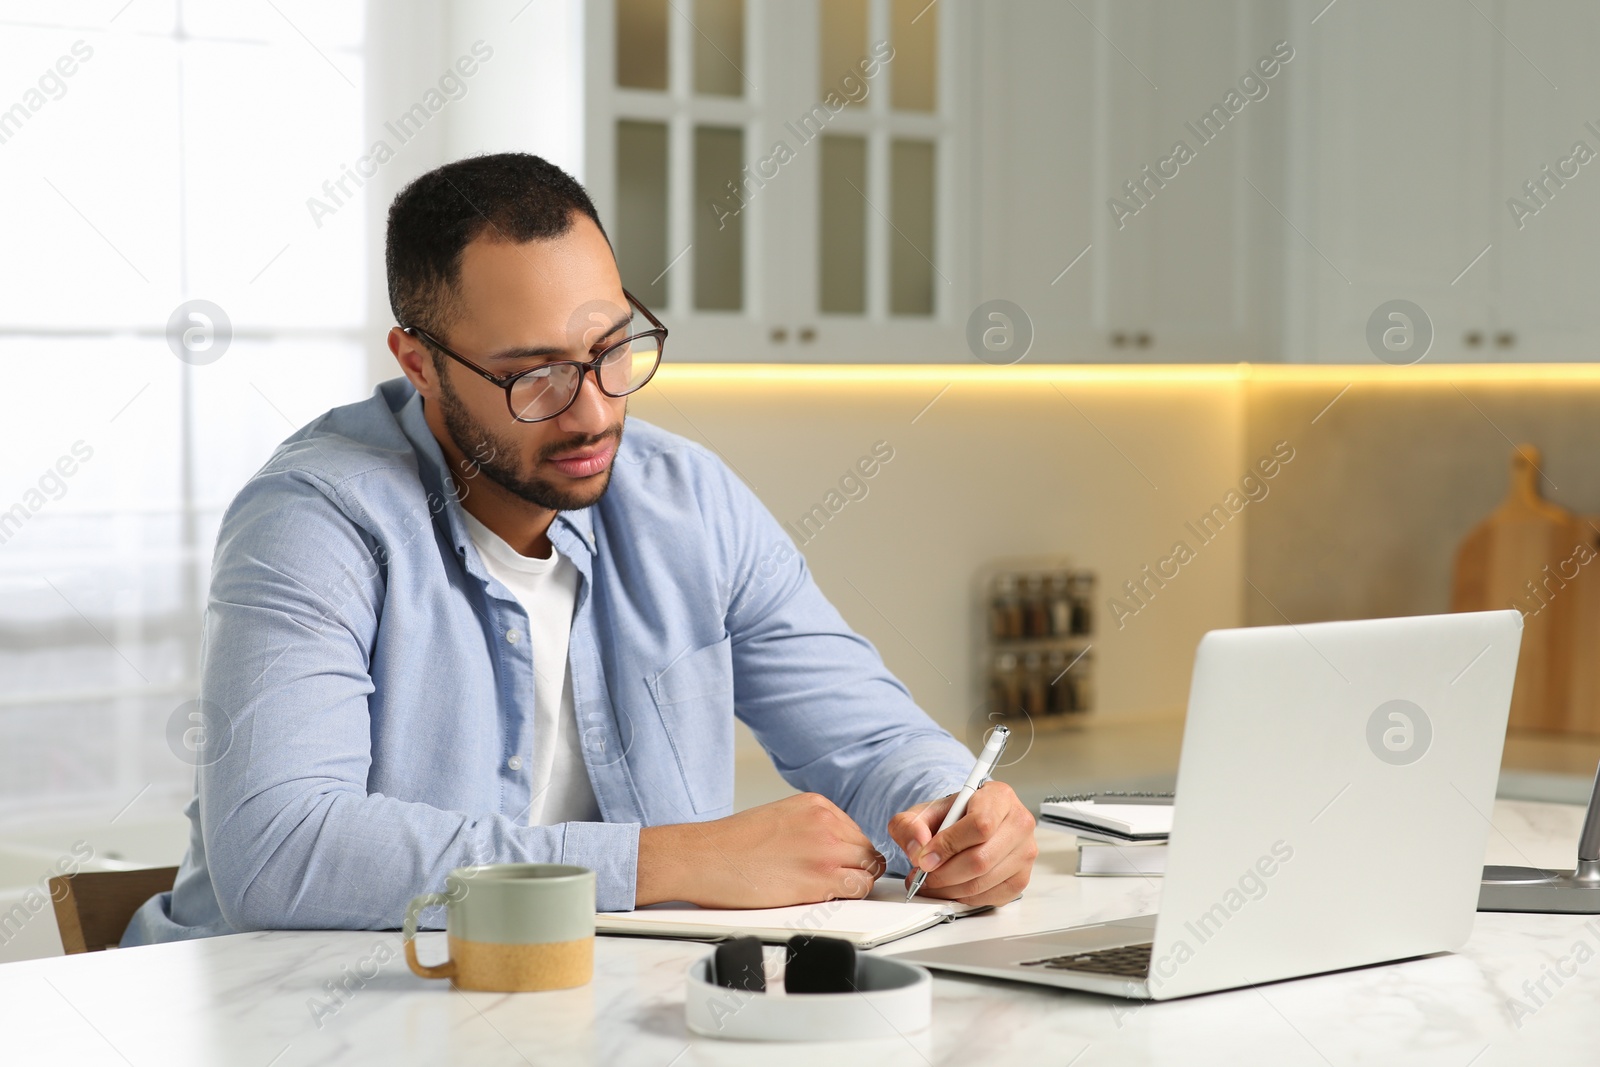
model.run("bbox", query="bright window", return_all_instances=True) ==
[0,1,367,824]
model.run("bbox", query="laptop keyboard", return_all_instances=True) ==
[1018,942,1153,977]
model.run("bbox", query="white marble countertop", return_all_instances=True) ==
[3,799,1599,1066]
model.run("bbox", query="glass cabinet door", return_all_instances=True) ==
[592,0,784,361]
[586,0,969,362]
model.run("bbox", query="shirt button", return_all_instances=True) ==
[507,755,523,771]
[506,628,521,644]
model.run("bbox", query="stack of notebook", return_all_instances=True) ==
[1039,791,1174,877]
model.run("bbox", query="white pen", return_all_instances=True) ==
[906,725,1011,902]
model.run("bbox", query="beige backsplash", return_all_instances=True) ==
[630,366,1600,803]
[1243,377,1600,627]
[629,366,1246,801]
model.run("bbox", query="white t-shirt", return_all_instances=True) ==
[461,511,601,826]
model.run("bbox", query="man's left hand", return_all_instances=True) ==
[888,781,1038,908]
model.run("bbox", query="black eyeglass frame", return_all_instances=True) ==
[401,288,667,423]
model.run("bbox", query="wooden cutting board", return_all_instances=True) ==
[1451,445,1596,733]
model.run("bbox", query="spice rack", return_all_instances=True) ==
[978,561,1095,733]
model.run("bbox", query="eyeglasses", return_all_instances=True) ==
[401,289,667,423]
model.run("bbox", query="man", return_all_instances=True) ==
[123,152,1036,945]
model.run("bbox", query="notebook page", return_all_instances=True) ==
[597,877,978,942]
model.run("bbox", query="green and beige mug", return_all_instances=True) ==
[403,863,595,992]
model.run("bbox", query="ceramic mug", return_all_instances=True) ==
[403,863,595,992]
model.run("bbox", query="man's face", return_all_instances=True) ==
[421,215,631,512]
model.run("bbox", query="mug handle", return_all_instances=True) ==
[403,892,456,980]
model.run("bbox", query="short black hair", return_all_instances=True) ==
[385,152,609,340]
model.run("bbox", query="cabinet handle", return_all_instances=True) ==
[1464,330,1483,347]
[1495,331,1515,348]
[1134,332,1152,348]
[1110,332,1128,347]
[770,327,788,343]
[798,326,816,343]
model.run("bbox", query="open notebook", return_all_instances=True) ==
[596,876,986,949]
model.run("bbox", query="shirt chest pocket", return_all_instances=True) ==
[645,636,735,816]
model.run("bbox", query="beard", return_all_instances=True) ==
[435,373,623,512]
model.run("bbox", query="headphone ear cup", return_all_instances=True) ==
[783,934,857,994]
[712,935,766,992]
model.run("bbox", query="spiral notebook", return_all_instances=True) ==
[1038,790,1176,843]
[596,876,987,949]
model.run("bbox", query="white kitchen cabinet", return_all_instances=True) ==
[1287,0,1496,363]
[583,0,1600,365]
[975,0,1290,362]
[584,0,973,363]
[1096,0,1290,363]
[969,0,1098,361]
[1487,0,1600,362]
[1004,0,1600,366]
[1286,0,1600,364]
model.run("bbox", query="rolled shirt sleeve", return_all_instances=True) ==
[708,460,977,877]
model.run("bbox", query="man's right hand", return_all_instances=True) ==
[635,792,886,909]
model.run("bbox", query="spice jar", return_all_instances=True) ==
[1068,570,1096,636]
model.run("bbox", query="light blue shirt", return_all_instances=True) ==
[123,378,973,945]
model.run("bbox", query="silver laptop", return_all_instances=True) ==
[893,610,1522,1000]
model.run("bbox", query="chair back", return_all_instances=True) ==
[48,867,178,953]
